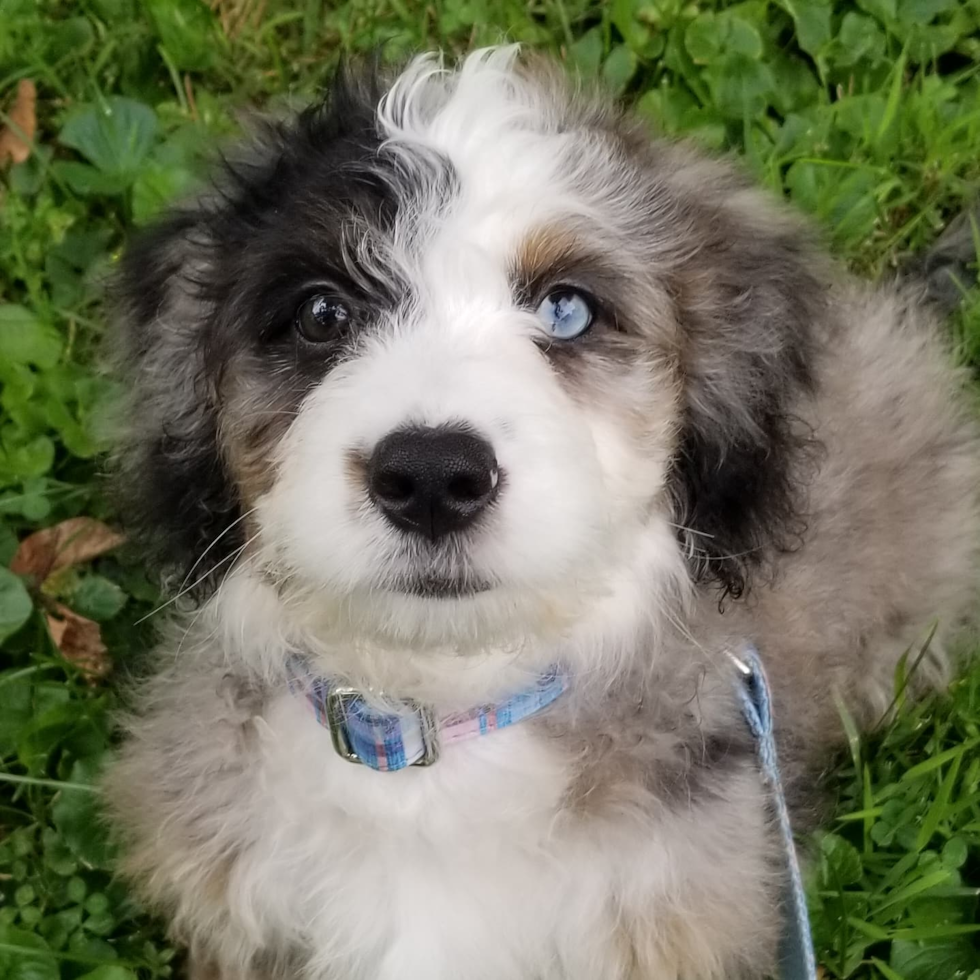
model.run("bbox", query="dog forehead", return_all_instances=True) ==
[376,50,600,275]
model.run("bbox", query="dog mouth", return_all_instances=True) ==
[390,575,495,599]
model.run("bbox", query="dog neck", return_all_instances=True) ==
[194,538,691,710]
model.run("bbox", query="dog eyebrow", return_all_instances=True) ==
[510,225,622,307]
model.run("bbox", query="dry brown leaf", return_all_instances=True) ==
[0,79,37,167]
[45,601,110,679]
[11,517,125,584]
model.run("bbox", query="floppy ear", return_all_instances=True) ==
[665,164,826,600]
[109,115,297,593]
[109,206,243,595]
[109,65,389,596]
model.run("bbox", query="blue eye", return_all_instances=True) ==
[536,289,595,340]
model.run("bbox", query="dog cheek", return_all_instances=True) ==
[587,412,666,516]
[479,443,606,585]
[562,358,680,540]
[252,399,388,590]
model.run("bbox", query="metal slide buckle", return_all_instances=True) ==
[325,687,440,768]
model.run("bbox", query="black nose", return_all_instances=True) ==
[368,427,499,541]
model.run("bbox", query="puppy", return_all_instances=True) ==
[103,47,980,980]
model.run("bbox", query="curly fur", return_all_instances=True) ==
[103,48,980,980]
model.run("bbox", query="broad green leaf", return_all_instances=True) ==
[819,832,864,886]
[685,13,723,63]
[0,676,36,756]
[68,932,118,962]
[871,958,908,980]
[41,829,79,877]
[707,55,776,121]
[70,574,128,622]
[857,0,897,22]
[144,0,219,71]
[941,837,969,870]
[51,161,132,197]
[66,877,88,904]
[776,0,833,57]
[663,30,712,105]
[77,967,138,980]
[904,21,961,60]
[0,927,59,980]
[725,16,764,59]
[636,88,726,146]
[51,759,115,870]
[2,433,56,481]
[570,27,603,76]
[834,94,887,142]
[0,566,33,646]
[90,0,136,16]
[896,0,959,22]
[0,482,53,522]
[905,895,972,930]
[602,46,637,96]
[84,893,109,916]
[44,16,94,61]
[16,701,100,775]
[48,228,114,273]
[40,383,100,458]
[890,938,978,980]
[610,0,655,53]
[132,162,197,224]
[0,524,17,565]
[59,97,158,181]
[0,305,62,369]
[834,12,887,67]
[83,911,117,936]
[8,147,51,197]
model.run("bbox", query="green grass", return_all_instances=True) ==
[1,1,979,978]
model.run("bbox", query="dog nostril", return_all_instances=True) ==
[446,472,493,502]
[373,471,415,503]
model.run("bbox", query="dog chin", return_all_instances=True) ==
[278,576,580,652]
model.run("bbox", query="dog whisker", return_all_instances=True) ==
[174,506,259,595]
[135,533,259,625]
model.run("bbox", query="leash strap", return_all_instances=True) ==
[733,644,818,980]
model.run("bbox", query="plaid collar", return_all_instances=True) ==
[289,661,569,772]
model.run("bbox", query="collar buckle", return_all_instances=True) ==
[325,687,440,768]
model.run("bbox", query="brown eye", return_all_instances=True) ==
[295,295,350,343]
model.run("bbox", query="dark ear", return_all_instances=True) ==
[109,64,389,597]
[666,170,825,600]
[109,206,242,596]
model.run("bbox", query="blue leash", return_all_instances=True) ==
[732,644,819,980]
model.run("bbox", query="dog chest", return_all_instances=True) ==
[229,693,603,977]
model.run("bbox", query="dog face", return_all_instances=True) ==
[115,48,821,663]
